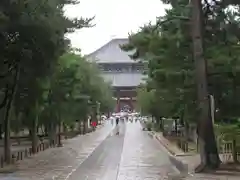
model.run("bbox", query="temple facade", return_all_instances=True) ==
[86,38,146,112]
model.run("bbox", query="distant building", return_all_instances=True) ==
[86,38,146,112]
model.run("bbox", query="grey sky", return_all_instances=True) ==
[64,0,169,55]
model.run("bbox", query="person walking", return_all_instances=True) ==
[110,116,114,126]
[115,117,120,135]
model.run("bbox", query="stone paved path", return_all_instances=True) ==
[117,122,179,180]
[0,121,184,180]
[67,121,180,180]
[0,122,113,180]
[67,122,127,180]
[177,173,240,180]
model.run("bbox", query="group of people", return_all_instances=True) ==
[110,115,139,135]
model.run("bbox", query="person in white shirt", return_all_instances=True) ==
[110,117,114,126]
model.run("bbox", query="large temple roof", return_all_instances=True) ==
[86,38,146,87]
[101,73,146,87]
[86,38,139,63]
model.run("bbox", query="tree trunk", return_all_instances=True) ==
[232,78,238,163]
[4,99,12,164]
[29,129,32,136]
[31,115,38,154]
[31,101,39,154]
[174,119,178,135]
[0,124,2,140]
[184,120,189,152]
[48,122,56,145]
[57,122,62,147]
[4,65,20,164]
[57,114,63,147]
[181,110,189,140]
[232,139,238,163]
[159,117,164,131]
[191,0,220,172]
[180,111,184,126]
[44,125,48,136]
[184,120,189,140]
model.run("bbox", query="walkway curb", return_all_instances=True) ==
[63,124,114,180]
[147,132,240,180]
[147,131,188,173]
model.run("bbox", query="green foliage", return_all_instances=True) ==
[214,123,240,146]
[39,52,113,126]
[123,0,240,129]
[0,0,92,123]
[123,0,196,123]
[136,86,154,115]
[0,0,113,159]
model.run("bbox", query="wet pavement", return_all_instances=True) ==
[66,121,180,180]
[67,122,126,180]
[0,121,184,180]
[0,122,113,180]
[117,122,179,180]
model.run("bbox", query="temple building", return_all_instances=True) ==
[86,38,146,112]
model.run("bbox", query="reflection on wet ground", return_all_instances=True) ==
[0,121,189,180]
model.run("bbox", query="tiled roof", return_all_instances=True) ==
[86,38,146,87]
[86,38,140,63]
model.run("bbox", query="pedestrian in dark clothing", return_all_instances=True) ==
[115,117,120,135]
[116,117,119,125]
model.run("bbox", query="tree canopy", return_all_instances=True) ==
[123,0,240,124]
[122,0,240,170]
[0,0,113,163]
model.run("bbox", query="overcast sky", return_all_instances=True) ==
[64,0,169,55]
